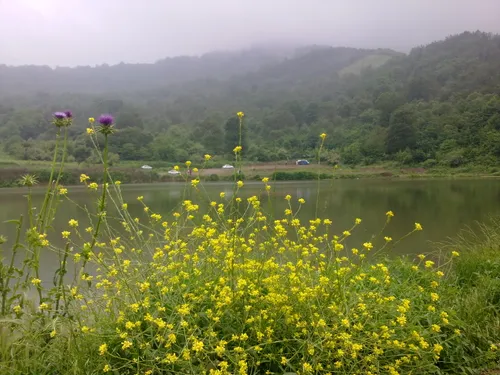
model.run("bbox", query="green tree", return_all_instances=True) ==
[386,107,417,154]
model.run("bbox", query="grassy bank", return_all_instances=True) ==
[0,162,499,188]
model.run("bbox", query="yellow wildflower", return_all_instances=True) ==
[433,343,443,354]
[99,343,108,355]
[363,242,373,250]
[88,117,95,123]
[425,260,435,268]
[121,340,133,350]
[237,180,244,188]
[204,154,211,161]
[415,222,423,231]
[39,302,50,311]
[237,111,244,118]
[165,353,178,364]
[303,362,313,373]
[86,128,95,135]
[432,324,441,332]
[320,133,327,140]
[192,339,204,352]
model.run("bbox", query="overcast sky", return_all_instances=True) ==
[0,0,499,67]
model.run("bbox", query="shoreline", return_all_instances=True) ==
[0,169,498,190]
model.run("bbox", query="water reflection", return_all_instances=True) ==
[1,179,499,284]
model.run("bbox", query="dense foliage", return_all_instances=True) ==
[1,31,500,167]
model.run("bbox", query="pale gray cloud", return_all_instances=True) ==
[0,0,499,66]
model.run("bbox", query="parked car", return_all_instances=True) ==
[296,159,310,165]
[167,169,181,175]
[141,165,153,170]
[222,164,234,169]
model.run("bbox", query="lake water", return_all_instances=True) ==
[1,179,499,283]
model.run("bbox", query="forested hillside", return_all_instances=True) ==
[1,31,499,167]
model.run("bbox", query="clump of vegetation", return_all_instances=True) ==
[272,171,332,181]
[1,110,500,375]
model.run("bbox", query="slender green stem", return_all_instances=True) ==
[27,187,34,228]
[315,141,324,219]
[45,126,69,229]
[54,243,70,315]
[38,128,61,230]
[84,134,109,268]
[1,215,23,316]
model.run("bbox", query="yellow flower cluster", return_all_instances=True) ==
[79,190,457,375]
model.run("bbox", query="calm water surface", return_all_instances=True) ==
[1,179,499,283]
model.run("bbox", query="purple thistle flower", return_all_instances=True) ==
[53,112,67,120]
[64,110,73,119]
[99,114,114,126]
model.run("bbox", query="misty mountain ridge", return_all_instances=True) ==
[0,41,401,96]
[0,31,498,103]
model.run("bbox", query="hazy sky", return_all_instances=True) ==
[0,0,499,67]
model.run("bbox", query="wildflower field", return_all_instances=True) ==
[1,111,500,375]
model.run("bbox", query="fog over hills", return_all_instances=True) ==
[1,0,499,66]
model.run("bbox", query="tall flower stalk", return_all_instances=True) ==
[22,112,72,305]
[45,111,73,229]
[315,133,327,219]
[229,111,245,291]
[85,115,115,269]
[37,111,72,232]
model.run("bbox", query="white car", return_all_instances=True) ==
[167,170,181,175]
[222,164,234,169]
[141,165,153,170]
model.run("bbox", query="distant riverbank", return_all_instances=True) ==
[0,162,499,188]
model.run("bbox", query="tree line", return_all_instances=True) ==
[0,31,499,167]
